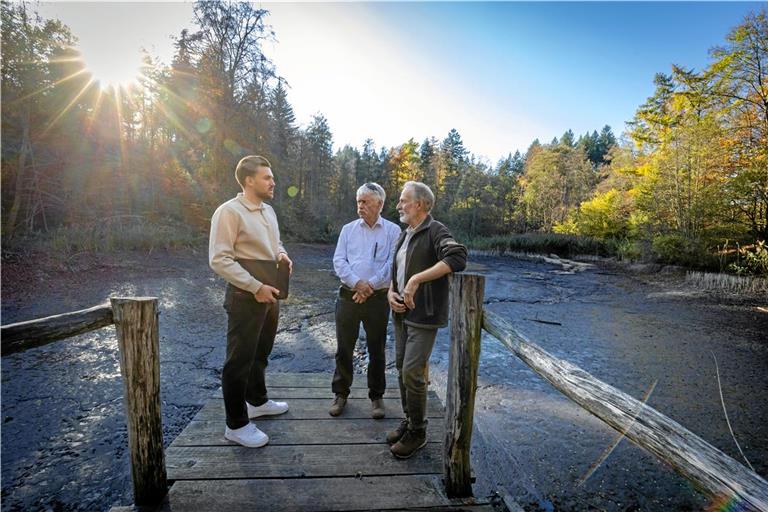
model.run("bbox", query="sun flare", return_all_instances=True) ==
[80,46,143,89]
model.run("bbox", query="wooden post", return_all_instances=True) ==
[444,273,484,498]
[110,297,167,506]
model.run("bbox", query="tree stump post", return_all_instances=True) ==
[110,297,167,505]
[444,273,484,498]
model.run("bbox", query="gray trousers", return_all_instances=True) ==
[393,316,438,430]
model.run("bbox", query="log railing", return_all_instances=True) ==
[1,298,167,506]
[445,272,768,511]
[1,304,114,355]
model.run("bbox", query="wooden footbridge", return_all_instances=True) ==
[158,373,492,511]
[3,273,767,511]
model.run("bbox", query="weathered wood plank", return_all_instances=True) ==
[210,386,401,399]
[192,395,444,422]
[379,508,495,512]
[445,274,484,497]
[111,297,167,506]
[483,308,768,511]
[166,443,443,480]
[266,372,400,388]
[162,475,488,511]
[1,303,113,356]
[170,418,445,447]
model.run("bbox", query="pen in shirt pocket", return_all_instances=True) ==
[373,242,378,259]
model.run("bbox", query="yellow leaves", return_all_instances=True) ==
[635,161,657,179]
[558,188,632,239]
[553,217,578,235]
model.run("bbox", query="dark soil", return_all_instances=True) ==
[1,244,766,511]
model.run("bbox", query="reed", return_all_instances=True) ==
[685,271,768,294]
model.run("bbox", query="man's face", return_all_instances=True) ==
[357,192,381,225]
[246,166,275,201]
[397,188,419,225]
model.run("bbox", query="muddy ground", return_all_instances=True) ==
[1,244,766,511]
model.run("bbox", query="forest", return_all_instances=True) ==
[2,2,766,275]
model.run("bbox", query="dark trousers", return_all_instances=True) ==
[332,288,389,400]
[222,286,279,429]
[393,316,437,430]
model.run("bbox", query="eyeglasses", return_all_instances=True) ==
[364,183,378,191]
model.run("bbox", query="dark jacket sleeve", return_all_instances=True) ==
[431,222,467,272]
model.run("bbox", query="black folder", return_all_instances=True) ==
[236,259,290,299]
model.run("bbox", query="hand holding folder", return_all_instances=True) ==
[236,259,290,300]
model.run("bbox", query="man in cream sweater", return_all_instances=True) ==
[209,155,293,448]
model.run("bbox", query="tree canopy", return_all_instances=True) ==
[2,3,765,272]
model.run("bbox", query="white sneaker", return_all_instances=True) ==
[247,399,289,418]
[224,423,269,448]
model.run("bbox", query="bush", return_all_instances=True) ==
[728,241,768,276]
[615,239,643,261]
[651,234,717,269]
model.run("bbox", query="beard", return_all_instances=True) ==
[256,188,274,201]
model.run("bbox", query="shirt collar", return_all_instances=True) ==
[358,216,383,229]
[236,192,264,212]
[406,215,431,235]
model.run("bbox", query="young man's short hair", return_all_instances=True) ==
[235,155,272,187]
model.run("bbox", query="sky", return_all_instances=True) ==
[38,1,764,164]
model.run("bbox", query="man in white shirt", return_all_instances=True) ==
[209,155,294,448]
[330,183,402,418]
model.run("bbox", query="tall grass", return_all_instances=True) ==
[39,216,204,255]
[467,233,615,258]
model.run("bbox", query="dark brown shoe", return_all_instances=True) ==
[386,419,409,444]
[329,395,347,417]
[371,399,385,419]
[390,428,427,459]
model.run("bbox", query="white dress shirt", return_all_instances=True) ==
[333,216,402,291]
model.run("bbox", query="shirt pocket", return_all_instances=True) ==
[424,282,434,317]
[372,239,390,264]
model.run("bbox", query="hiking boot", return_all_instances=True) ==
[390,428,427,459]
[386,419,409,444]
[371,398,385,419]
[224,423,269,448]
[247,399,289,418]
[329,395,347,417]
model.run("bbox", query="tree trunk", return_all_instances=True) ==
[6,105,32,238]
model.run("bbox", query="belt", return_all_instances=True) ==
[339,286,387,300]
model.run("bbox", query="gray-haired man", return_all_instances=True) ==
[330,183,401,418]
[387,181,467,458]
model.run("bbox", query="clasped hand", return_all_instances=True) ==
[352,280,374,304]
